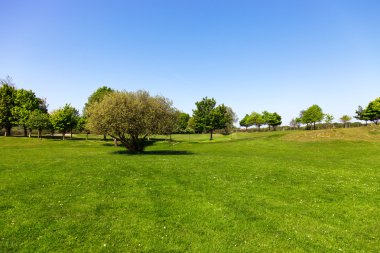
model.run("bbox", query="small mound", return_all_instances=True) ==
[282,126,380,142]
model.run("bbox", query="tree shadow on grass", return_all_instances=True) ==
[112,150,194,155]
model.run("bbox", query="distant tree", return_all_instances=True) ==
[209,104,229,138]
[192,97,233,140]
[193,97,216,136]
[50,104,79,140]
[176,112,190,133]
[250,112,266,131]
[160,108,180,140]
[324,114,334,129]
[289,118,298,129]
[295,117,302,128]
[76,116,90,139]
[187,117,196,133]
[340,115,352,128]
[76,116,86,132]
[27,110,51,138]
[263,111,282,130]
[38,98,49,113]
[0,80,16,136]
[87,90,177,153]
[239,114,252,131]
[83,86,114,116]
[301,105,324,130]
[224,106,237,134]
[12,89,41,137]
[365,98,380,125]
[354,105,370,125]
[83,86,114,140]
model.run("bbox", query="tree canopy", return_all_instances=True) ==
[324,114,334,128]
[365,97,380,124]
[239,114,252,130]
[27,110,52,138]
[354,105,370,125]
[0,82,16,136]
[300,104,324,130]
[87,90,177,153]
[50,104,79,140]
[250,112,266,130]
[12,89,41,136]
[263,111,282,130]
[176,112,190,133]
[83,86,114,117]
[340,115,352,128]
[192,97,235,140]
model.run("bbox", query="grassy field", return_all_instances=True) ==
[1,127,380,252]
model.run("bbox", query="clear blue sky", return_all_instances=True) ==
[1,0,379,125]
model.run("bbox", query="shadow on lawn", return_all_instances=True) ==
[2,135,92,141]
[112,150,194,155]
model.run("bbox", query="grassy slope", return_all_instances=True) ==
[0,128,379,252]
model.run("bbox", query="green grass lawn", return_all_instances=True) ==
[1,129,380,252]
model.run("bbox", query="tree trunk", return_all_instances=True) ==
[38,129,42,139]
[5,127,11,136]
[313,122,316,130]
[123,136,145,153]
[103,133,107,140]
[62,132,65,140]
[28,129,32,138]
[24,126,28,137]
[70,130,73,139]
[86,133,89,140]
[113,138,118,147]
[210,129,213,140]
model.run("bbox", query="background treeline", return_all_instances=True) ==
[238,102,379,131]
[1,77,380,151]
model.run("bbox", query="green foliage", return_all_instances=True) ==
[193,97,235,139]
[193,97,216,134]
[50,104,79,139]
[83,86,114,116]
[239,114,251,130]
[365,97,380,124]
[0,82,16,135]
[12,89,41,136]
[354,105,370,124]
[250,112,266,130]
[159,108,180,137]
[87,90,177,152]
[301,104,324,130]
[324,114,334,128]
[176,112,190,133]
[186,117,196,133]
[340,115,352,128]
[263,111,282,130]
[223,106,237,134]
[27,110,52,138]
[324,114,334,124]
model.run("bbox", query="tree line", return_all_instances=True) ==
[240,101,380,131]
[1,77,380,152]
[0,79,237,152]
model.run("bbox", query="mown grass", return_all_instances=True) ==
[1,128,379,252]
